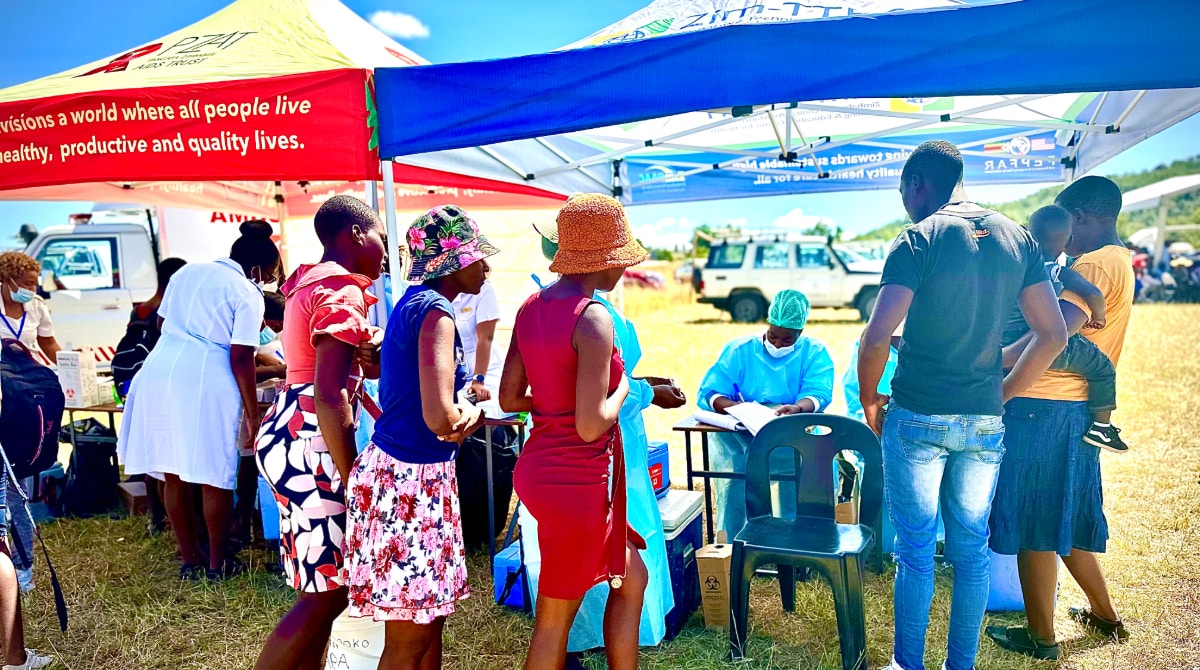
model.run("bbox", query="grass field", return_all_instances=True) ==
[17,282,1200,669]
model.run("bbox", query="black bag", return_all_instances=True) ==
[61,418,121,518]
[455,426,518,551]
[110,307,160,393]
[0,339,65,479]
[0,446,68,631]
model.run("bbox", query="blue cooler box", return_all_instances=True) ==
[648,441,670,499]
[492,543,528,610]
[257,475,280,542]
[658,489,703,640]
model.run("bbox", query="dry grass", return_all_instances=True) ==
[17,282,1200,669]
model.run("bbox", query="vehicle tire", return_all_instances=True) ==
[856,287,880,322]
[729,293,765,323]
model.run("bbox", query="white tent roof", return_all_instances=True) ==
[1122,174,1200,212]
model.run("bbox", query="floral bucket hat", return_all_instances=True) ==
[406,205,499,282]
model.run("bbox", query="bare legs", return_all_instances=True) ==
[254,588,347,670]
[1018,548,1120,643]
[1061,550,1119,622]
[0,540,28,667]
[163,474,202,566]
[1016,550,1059,643]
[200,485,233,571]
[378,618,446,670]
[525,542,648,670]
[163,475,235,571]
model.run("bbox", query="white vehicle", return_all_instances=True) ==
[695,232,883,322]
[23,208,280,362]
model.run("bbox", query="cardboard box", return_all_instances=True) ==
[56,349,100,408]
[117,481,149,517]
[695,534,733,630]
[835,496,861,525]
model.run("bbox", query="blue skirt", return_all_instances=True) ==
[989,398,1108,556]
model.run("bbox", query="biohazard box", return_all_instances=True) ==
[695,534,733,630]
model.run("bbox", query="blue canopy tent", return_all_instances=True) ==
[373,0,1200,207]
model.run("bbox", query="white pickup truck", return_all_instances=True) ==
[23,208,279,361]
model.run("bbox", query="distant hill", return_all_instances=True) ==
[853,155,1200,245]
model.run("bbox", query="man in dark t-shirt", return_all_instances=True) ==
[858,141,1067,670]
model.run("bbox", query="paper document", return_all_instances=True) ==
[724,402,779,436]
[693,410,743,432]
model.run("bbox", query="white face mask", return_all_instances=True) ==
[763,336,795,359]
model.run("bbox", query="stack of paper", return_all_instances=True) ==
[693,402,780,436]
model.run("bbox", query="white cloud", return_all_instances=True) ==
[772,207,835,231]
[368,11,430,39]
[634,218,694,251]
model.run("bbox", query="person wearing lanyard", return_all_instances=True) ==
[0,252,60,363]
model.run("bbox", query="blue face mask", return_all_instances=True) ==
[9,287,35,305]
[259,326,276,346]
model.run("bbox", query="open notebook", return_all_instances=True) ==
[693,402,779,436]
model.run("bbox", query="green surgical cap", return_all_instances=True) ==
[768,290,811,330]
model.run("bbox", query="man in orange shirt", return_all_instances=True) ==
[987,176,1132,659]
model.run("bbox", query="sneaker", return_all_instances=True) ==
[1069,607,1129,641]
[1083,423,1129,453]
[985,625,1060,660]
[3,648,52,669]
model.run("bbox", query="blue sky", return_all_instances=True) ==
[2,0,1198,246]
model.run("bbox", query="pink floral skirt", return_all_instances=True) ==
[344,442,470,623]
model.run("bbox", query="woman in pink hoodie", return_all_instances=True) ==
[254,195,385,670]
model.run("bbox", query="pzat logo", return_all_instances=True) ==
[77,32,255,76]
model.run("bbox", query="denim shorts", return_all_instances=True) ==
[0,465,8,540]
[989,397,1107,556]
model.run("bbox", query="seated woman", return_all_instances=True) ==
[696,289,834,539]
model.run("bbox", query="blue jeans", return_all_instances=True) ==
[883,403,1005,670]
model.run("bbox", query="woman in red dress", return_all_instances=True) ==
[500,194,650,670]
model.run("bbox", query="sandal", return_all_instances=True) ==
[1069,607,1129,641]
[985,625,1060,660]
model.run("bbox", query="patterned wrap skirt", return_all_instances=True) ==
[344,441,470,623]
[255,383,348,593]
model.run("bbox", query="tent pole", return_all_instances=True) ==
[274,181,290,272]
[1155,201,1169,266]
[382,160,402,306]
[368,179,379,210]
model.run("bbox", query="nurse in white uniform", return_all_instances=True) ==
[451,278,505,406]
[118,221,281,580]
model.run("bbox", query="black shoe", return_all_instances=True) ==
[180,563,205,581]
[1083,423,1128,453]
[205,556,247,582]
[985,625,1060,660]
[1069,607,1129,641]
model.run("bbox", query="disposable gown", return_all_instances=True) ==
[696,335,835,538]
[519,290,674,650]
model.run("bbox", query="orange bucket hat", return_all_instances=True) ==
[548,193,647,275]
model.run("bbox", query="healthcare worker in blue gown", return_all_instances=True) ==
[697,289,835,540]
[524,225,685,655]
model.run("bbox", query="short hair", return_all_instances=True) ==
[314,195,380,245]
[901,140,964,199]
[156,257,187,294]
[1028,204,1073,246]
[0,251,39,284]
[1055,175,1122,221]
[263,291,286,322]
[229,220,280,274]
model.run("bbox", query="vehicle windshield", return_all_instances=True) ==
[832,246,870,264]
